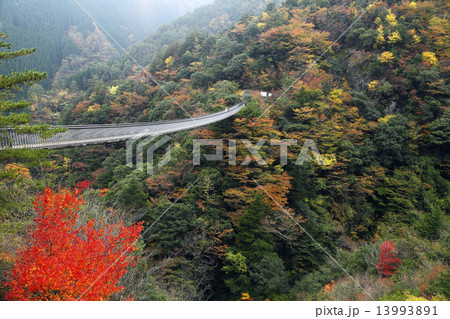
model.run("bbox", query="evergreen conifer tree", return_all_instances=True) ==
[0,32,62,162]
[417,205,444,240]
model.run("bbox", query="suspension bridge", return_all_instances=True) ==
[0,102,245,150]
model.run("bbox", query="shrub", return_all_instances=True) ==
[376,240,400,277]
[3,188,143,300]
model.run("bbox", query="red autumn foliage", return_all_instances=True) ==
[72,162,85,171]
[75,180,91,192]
[4,188,143,300]
[376,240,401,278]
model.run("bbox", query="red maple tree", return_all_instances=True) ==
[75,180,91,191]
[376,240,400,278]
[4,188,143,300]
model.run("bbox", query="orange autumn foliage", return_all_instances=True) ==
[4,188,143,300]
[4,163,31,179]
[324,280,335,293]
[239,292,254,301]
[99,188,110,197]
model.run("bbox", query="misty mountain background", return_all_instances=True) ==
[0,0,214,87]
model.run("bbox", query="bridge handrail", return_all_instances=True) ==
[0,101,246,150]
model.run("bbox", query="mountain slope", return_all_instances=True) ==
[0,0,214,87]
[68,0,283,90]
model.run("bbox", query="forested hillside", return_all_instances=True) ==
[0,0,214,88]
[64,0,284,91]
[1,0,449,301]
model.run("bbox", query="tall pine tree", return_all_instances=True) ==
[0,32,62,162]
[234,193,275,262]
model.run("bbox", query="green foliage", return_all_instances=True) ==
[426,269,450,299]
[236,99,263,119]
[338,244,378,275]
[0,33,46,114]
[429,108,450,151]
[106,170,147,208]
[416,206,445,240]
[294,264,335,296]
[234,194,275,261]
[350,91,381,121]
[144,199,197,253]
[71,0,282,89]
[248,255,290,299]
[112,255,169,301]
[0,0,215,87]
[224,53,248,80]
[191,71,214,89]
[372,115,415,168]
[0,32,64,162]
[222,251,248,274]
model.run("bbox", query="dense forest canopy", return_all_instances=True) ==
[0,0,449,302]
[64,0,284,91]
[0,0,214,87]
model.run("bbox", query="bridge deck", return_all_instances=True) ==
[0,102,245,150]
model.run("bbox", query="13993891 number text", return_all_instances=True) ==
[376,305,438,316]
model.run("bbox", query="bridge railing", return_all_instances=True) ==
[0,102,245,150]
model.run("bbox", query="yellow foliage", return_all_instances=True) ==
[328,89,344,105]
[408,30,421,44]
[386,9,398,27]
[257,22,267,28]
[239,292,251,301]
[428,16,447,29]
[165,56,175,68]
[4,163,31,179]
[189,61,203,72]
[262,12,270,21]
[88,103,101,112]
[388,30,402,44]
[322,154,337,166]
[379,51,394,63]
[409,1,417,8]
[378,115,395,123]
[61,157,71,172]
[376,24,385,45]
[368,80,380,91]
[108,86,118,95]
[422,51,438,66]
[432,294,446,301]
[404,293,428,301]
